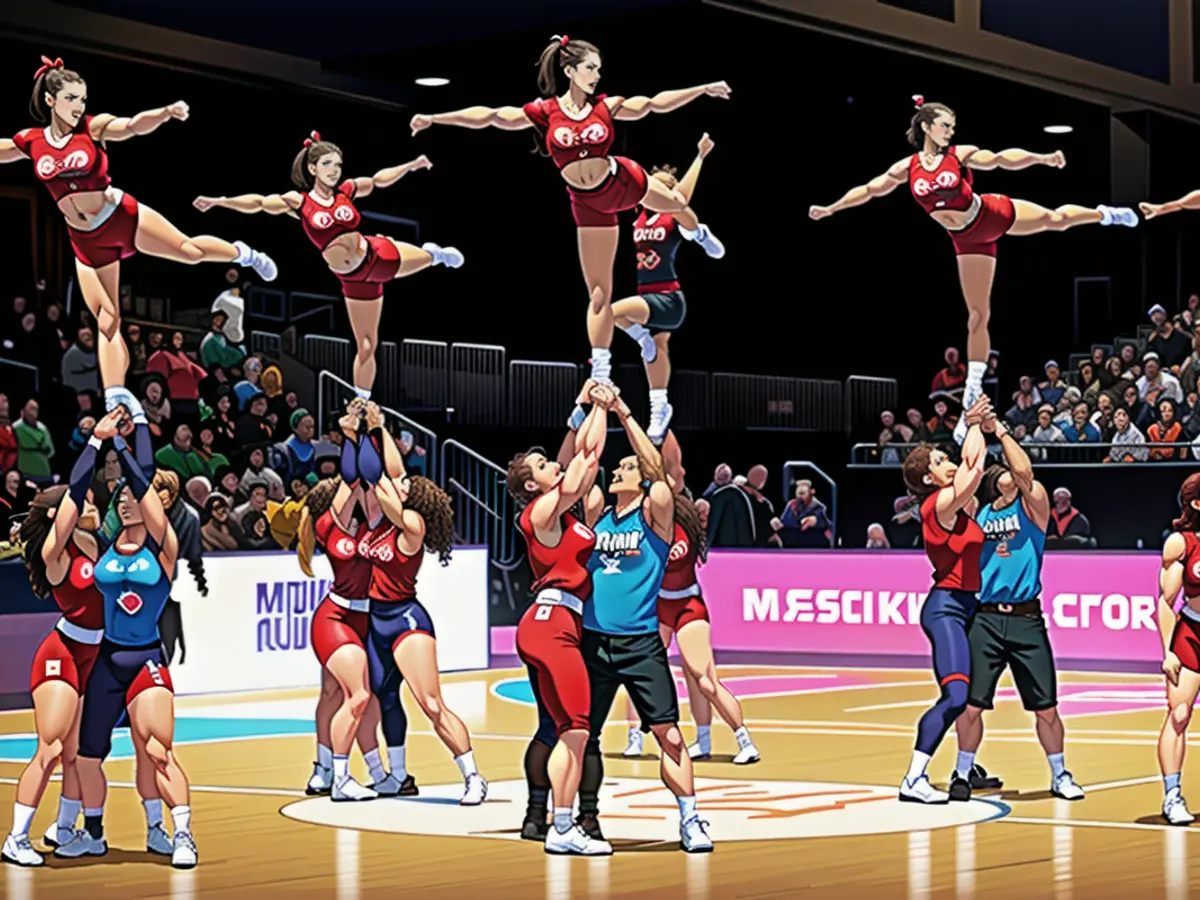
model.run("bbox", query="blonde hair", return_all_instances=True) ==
[297,478,341,578]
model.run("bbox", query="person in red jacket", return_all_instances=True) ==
[0,394,17,473]
[146,333,208,420]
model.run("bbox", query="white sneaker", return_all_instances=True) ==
[171,831,198,869]
[694,225,725,260]
[234,241,278,282]
[147,823,173,855]
[638,335,659,364]
[647,403,673,446]
[544,825,613,856]
[2,834,43,867]
[732,743,761,765]
[1099,205,1139,228]
[460,773,488,806]
[899,775,950,805]
[43,823,74,848]
[687,741,711,760]
[1051,771,1085,801]
[1164,791,1195,826]
[306,763,333,795]
[423,242,465,269]
[624,730,645,758]
[680,816,714,853]
[332,776,378,802]
[54,829,107,858]
[372,773,404,797]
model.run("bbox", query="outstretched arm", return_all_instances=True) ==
[90,102,189,143]
[0,139,27,164]
[411,106,532,134]
[958,145,1064,171]
[353,155,433,199]
[611,81,730,121]
[193,192,302,215]
[810,158,909,219]
[1142,191,1200,220]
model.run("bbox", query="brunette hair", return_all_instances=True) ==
[1174,472,1200,532]
[536,35,602,98]
[674,493,708,565]
[19,485,69,599]
[291,131,344,191]
[979,464,1008,508]
[405,476,454,566]
[906,97,955,149]
[30,59,86,130]
[901,444,938,497]
[505,447,544,509]
[297,477,341,578]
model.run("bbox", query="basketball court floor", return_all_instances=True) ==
[0,664,1193,899]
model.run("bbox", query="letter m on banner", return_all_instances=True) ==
[743,589,780,622]
[257,582,284,615]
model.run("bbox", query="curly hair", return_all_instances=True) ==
[1175,472,1200,532]
[405,476,454,566]
[20,485,69,600]
[297,477,342,578]
[674,493,707,565]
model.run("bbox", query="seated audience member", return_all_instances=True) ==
[1052,386,1082,430]
[1122,381,1154,432]
[234,508,276,550]
[1038,360,1067,408]
[881,410,912,443]
[703,463,734,500]
[1106,407,1148,462]
[1005,389,1038,431]
[877,428,901,465]
[930,346,967,395]
[865,522,890,549]
[240,445,285,501]
[905,408,931,443]
[706,478,757,548]
[1046,487,1094,547]
[1059,402,1101,443]
[211,465,241,507]
[155,421,212,481]
[14,399,54,484]
[775,480,832,549]
[1025,405,1066,445]
[235,393,275,447]
[142,376,172,439]
[1148,399,1184,460]
[1078,361,1102,404]
[0,395,15,473]
[926,396,958,443]
[147,331,208,420]
[0,468,32,531]
[742,464,777,547]
[262,365,290,422]
[274,409,317,483]
[1179,332,1200,395]
[1097,355,1125,393]
[234,356,264,411]
[233,479,270,527]
[1137,353,1184,406]
[1149,306,1192,371]
[185,475,211,510]
[211,387,238,446]
[199,309,246,373]
[60,326,99,395]
[201,495,238,551]
[195,420,231,472]
[1090,392,1118,441]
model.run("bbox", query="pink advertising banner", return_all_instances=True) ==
[696,550,1165,664]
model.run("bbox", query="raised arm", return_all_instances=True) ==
[614,398,673,542]
[1160,532,1188,684]
[43,412,119,570]
[193,192,302,215]
[958,145,1064,172]
[992,417,1050,528]
[90,102,189,143]
[937,399,990,521]
[0,139,27,164]
[410,106,533,134]
[675,133,714,206]
[353,155,433,199]
[610,81,730,121]
[810,158,909,220]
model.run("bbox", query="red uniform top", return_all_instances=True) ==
[920,493,983,591]
[634,210,684,293]
[660,522,700,595]
[1179,532,1200,598]
[13,118,112,203]
[52,540,105,630]
[521,95,622,170]
[908,147,975,215]
[361,522,422,603]
[298,180,362,250]
[517,503,595,601]
[315,509,372,600]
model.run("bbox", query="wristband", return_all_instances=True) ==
[567,405,586,431]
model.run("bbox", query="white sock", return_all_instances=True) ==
[1048,752,1067,779]
[364,749,388,784]
[679,225,698,241]
[333,754,349,783]
[353,386,371,401]
[733,726,753,749]
[11,802,35,839]
[590,348,612,382]
[956,750,976,775]
[964,361,986,406]
[170,805,191,836]
[649,388,668,410]
[83,807,103,818]
[1165,772,1182,796]
[389,746,408,781]
[623,322,650,343]
[905,750,932,786]
[677,795,697,822]
[696,724,712,751]
[143,798,163,828]
[628,726,641,743]
[57,796,81,830]
[317,743,334,770]
[552,807,573,835]
[232,240,255,266]
[455,750,478,779]
[1099,206,1113,226]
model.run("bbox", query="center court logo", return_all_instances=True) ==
[256,578,330,652]
[280,777,1006,841]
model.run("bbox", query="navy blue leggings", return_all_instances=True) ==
[914,589,976,756]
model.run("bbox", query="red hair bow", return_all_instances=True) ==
[303,130,321,147]
[34,56,64,81]
[559,34,570,46]
[912,94,925,109]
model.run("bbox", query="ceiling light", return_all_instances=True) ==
[415,77,450,87]
[1044,125,1073,134]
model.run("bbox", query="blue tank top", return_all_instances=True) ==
[94,537,173,646]
[583,505,670,636]
[977,497,1045,606]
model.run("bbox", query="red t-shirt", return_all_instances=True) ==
[516,503,594,600]
[521,95,621,170]
[920,493,983,591]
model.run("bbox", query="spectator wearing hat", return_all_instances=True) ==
[1046,488,1094,547]
[1137,352,1184,406]
[261,365,289,422]
[930,347,967,396]
[234,357,264,411]
[276,408,317,483]
[1149,308,1192,371]
[235,392,275,448]
[1038,360,1067,408]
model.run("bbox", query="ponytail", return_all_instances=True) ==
[291,131,343,190]
[297,505,316,577]
[535,35,601,98]
[906,96,955,149]
[29,57,85,130]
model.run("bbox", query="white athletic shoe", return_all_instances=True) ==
[544,825,613,856]
[54,829,107,858]
[899,775,950,805]
[693,225,726,260]
[306,763,333,795]
[460,773,488,806]
[687,740,712,761]
[43,823,74,848]
[647,403,673,446]
[104,386,137,414]
[638,335,659,364]
[372,773,404,797]
[2,834,44,867]
[233,241,278,282]
[1051,771,1085,801]
[1099,205,1139,228]
[423,242,465,269]
[732,743,762,765]
[624,730,645,758]
[680,816,714,853]
[171,831,198,869]
[1164,791,1195,826]
[332,776,378,802]
[147,824,173,855]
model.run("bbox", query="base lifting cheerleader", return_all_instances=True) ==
[507,380,612,855]
[411,35,726,388]
[194,136,463,398]
[1155,472,1200,825]
[614,134,723,443]
[811,96,1137,442]
[0,56,276,407]
[897,396,990,804]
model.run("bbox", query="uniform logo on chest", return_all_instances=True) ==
[116,591,144,616]
[635,226,667,243]
[596,529,643,576]
[36,149,90,178]
[552,121,608,148]
[912,170,958,198]
[334,536,357,558]
[982,513,1020,542]
[1192,559,1200,580]
[359,539,395,563]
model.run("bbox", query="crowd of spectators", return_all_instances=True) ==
[699,464,834,550]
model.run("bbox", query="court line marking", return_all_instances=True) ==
[0,775,305,798]
[999,816,1196,834]
[1079,775,1161,793]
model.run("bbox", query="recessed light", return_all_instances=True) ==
[1044,125,1073,134]
[415,77,450,87]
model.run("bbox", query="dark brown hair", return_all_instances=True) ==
[20,485,69,599]
[1174,472,1200,532]
[405,476,454,566]
[536,36,602,98]
[674,493,707,565]
[979,464,1008,508]
[297,477,341,577]
[30,62,86,129]
[906,99,955,149]
[505,448,543,509]
[901,444,938,497]
[291,132,344,191]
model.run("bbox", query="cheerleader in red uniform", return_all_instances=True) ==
[0,57,276,409]
[811,95,1136,442]
[194,134,463,398]
[410,35,728,386]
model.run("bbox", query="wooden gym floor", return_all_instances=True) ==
[0,664,1194,899]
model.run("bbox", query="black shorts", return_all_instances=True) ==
[367,600,435,698]
[581,630,678,734]
[641,290,687,334]
[79,640,172,760]
[967,608,1058,711]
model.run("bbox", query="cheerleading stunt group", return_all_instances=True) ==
[5,32,1200,869]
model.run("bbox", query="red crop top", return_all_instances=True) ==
[521,95,622,170]
[299,180,362,250]
[13,117,112,202]
[908,147,975,215]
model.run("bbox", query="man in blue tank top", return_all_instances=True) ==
[574,392,713,854]
[948,414,1084,802]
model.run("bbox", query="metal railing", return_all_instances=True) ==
[508,360,582,428]
[781,460,838,546]
[711,373,842,431]
[450,343,506,425]
[439,438,520,568]
[399,339,450,411]
[317,370,439,481]
[302,335,353,384]
[850,441,1200,468]
[0,358,39,396]
[845,375,898,437]
[250,330,281,359]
